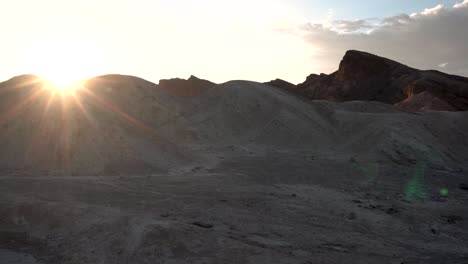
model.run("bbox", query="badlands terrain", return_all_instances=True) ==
[0,51,468,263]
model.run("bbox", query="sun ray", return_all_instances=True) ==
[80,88,156,135]
[0,88,45,125]
[59,93,72,169]
[44,91,57,113]
[70,91,98,129]
[25,93,57,165]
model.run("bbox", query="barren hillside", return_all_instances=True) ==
[267,50,468,111]
[0,72,467,263]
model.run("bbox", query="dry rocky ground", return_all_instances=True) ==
[0,66,467,263]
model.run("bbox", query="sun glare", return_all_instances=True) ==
[40,77,84,95]
[37,66,87,95]
[22,38,103,94]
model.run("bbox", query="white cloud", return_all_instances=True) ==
[454,0,468,9]
[331,20,374,33]
[293,2,468,78]
[420,4,445,16]
[439,62,449,68]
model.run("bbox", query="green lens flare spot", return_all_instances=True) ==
[440,188,449,197]
[404,160,429,201]
[404,178,428,200]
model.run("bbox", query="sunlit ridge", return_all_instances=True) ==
[39,76,85,95]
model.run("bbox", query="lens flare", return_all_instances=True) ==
[39,77,84,95]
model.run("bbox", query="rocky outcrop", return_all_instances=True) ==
[264,79,296,92]
[269,50,468,111]
[158,75,215,97]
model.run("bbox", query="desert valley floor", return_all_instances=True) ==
[0,64,467,263]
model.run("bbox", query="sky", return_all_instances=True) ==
[0,0,467,84]
[295,0,461,19]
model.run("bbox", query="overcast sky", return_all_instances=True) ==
[0,0,467,84]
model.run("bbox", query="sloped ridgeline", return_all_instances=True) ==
[0,74,193,176]
[0,60,467,176]
[267,50,468,112]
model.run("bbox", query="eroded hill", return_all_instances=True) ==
[267,50,468,111]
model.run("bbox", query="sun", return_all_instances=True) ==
[39,76,84,95]
[37,65,88,95]
[22,37,104,94]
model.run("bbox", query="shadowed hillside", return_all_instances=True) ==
[0,72,467,176]
[0,69,468,263]
[267,50,468,111]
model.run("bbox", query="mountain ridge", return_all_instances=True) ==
[2,50,468,112]
[267,50,468,111]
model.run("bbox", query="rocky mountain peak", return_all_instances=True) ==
[267,50,468,111]
[336,50,405,81]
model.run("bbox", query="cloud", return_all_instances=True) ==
[439,62,449,68]
[420,4,445,16]
[294,3,468,77]
[454,0,468,9]
[331,20,375,33]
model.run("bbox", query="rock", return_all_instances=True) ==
[159,75,215,97]
[192,221,214,228]
[264,79,297,92]
[386,207,399,215]
[442,215,463,224]
[347,212,357,220]
[286,50,468,112]
[191,166,204,172]
[318,243,355,253]
[396,91,457,111]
